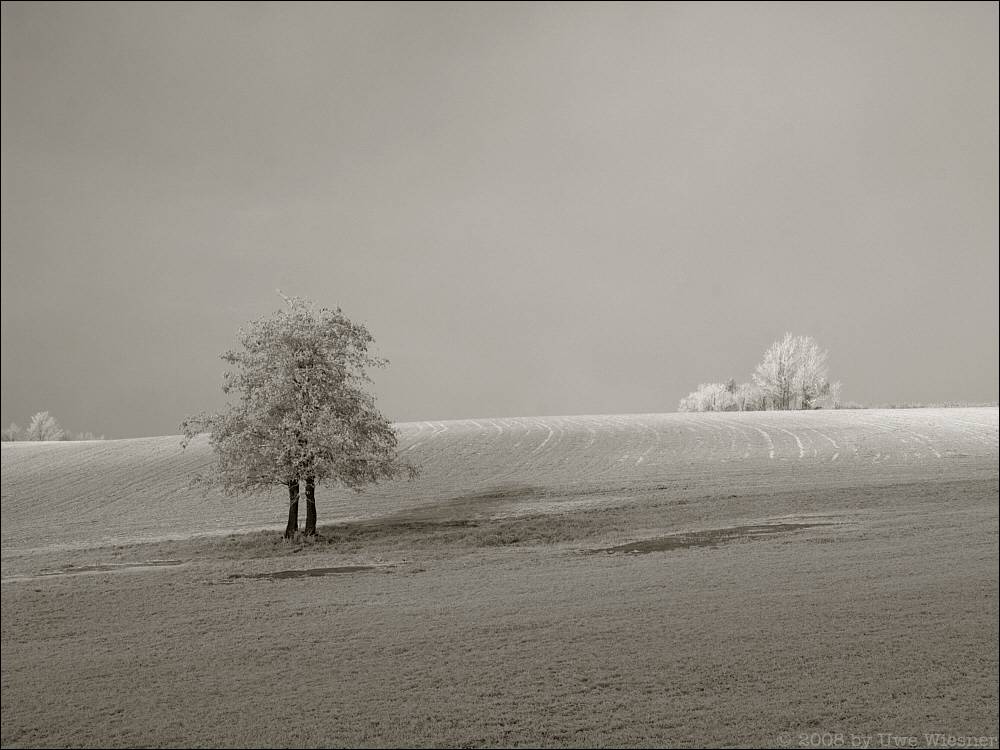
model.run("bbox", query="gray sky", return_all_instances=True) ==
[2,2,997,439]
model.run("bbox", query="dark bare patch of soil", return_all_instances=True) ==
[40,560,184,576]
[228,565,377,581]
[590,522,834,554]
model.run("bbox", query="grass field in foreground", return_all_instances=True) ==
[1,409,997,747]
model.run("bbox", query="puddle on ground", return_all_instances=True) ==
[39,560,185,576]
[228,565,378,581]
[589,523,834,555]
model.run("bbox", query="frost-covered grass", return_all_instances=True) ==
[2,408,997,553]
[2,477,997,747]
[1,408,997,746]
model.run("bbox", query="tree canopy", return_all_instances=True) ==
[752,333,830,410]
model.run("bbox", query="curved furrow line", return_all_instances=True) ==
[773,426,807,459]
[402,421,429,452]
[527,418,555,455]
[633,416,663,467]
[881,419,942,459]
[545,416,568,457]
[712,416,759,461]
[852,418,924,463]
[685,414,738,462]
[935,415,998,447]
[680,415,720,458]
[806,426,840,452]
[748,424,776,460]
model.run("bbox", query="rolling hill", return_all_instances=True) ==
[2,407,996,555]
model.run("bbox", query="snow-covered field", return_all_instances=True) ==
[2,408,996,554]
[2,407,997,747]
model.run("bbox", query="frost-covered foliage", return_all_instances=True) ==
[678,381,769,412]
[24,411,66,441]
[181,294,417,497]
[2,415,104,441]
[678,383,738,412]
[753,333,830,410]
[679,334,839,412]
[734,382,768,411]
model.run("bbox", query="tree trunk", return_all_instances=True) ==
[304,476,317,536]
[284,480,300,538]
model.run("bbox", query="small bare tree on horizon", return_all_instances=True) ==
[23,411,66,441]
[1,414,104,441]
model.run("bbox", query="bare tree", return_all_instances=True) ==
[828,380,843,409]
[792,337,830,409]
[24,411,66,441]
[679,383,739,412]
[752,333,829,410]
[734,382,766,411]
[753,334,796,409]
[2,422,21,441]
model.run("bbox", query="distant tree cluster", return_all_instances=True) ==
[679,334,842,412]
[2,411,104,441]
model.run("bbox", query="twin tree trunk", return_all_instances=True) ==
[284,480,299,538]
[304,477,317,536]
[283,477,317,538]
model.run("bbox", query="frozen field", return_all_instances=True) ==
[1,408,997,747]
[2,408,997,553]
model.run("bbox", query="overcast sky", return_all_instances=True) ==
[2,2,997,439]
